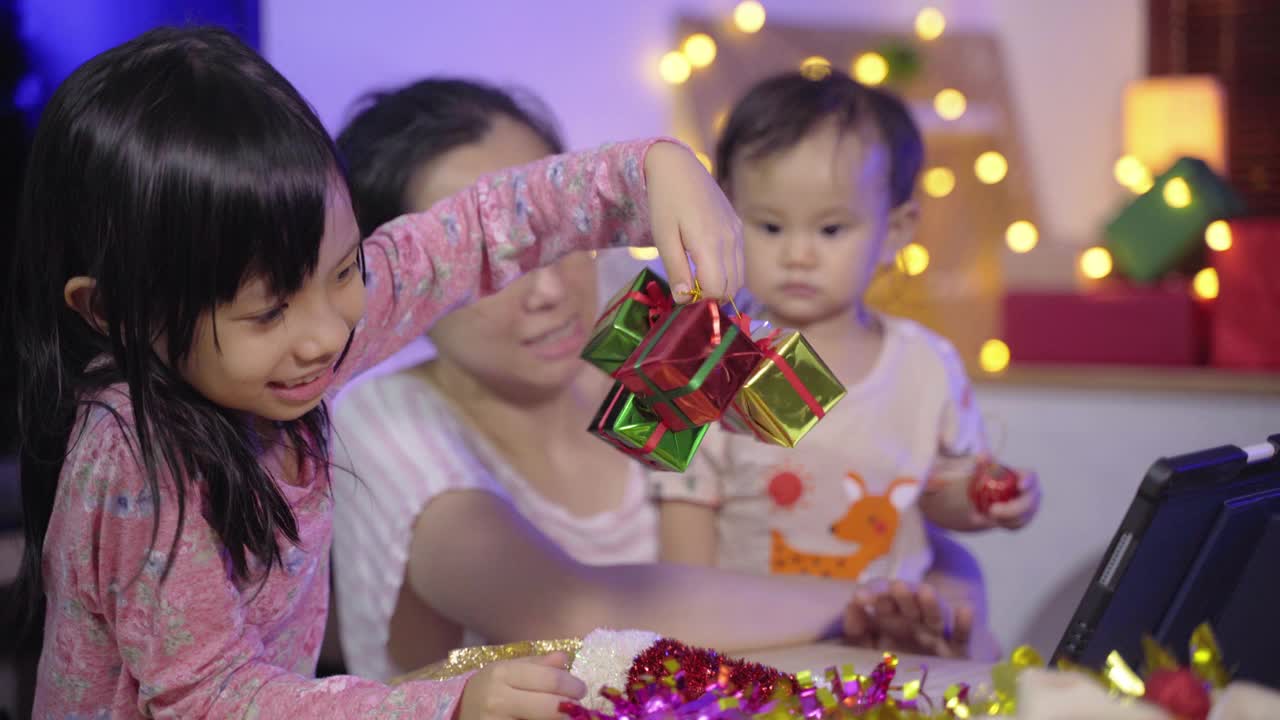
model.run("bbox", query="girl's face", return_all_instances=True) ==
[419,115,599,402]
[183,183,366,422]
[729,119,916,329]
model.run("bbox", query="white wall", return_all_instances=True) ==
[262,0,1280,656]
[262,0,1144,247]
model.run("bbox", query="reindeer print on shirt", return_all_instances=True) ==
[769,472,918,580]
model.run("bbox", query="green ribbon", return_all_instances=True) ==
[622,303,742,427]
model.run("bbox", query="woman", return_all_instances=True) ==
[329,78,992,682]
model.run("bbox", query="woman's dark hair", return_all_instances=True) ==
[337,77,564,237]
[715,70,923,208]
[9,26,346,621]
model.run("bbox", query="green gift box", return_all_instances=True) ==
[588,381,708,473]
[581,268,672,374]
[1104,157,1244,283]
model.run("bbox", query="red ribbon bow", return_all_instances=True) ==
[743,322,827,422]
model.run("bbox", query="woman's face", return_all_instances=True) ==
[415,115,599,402]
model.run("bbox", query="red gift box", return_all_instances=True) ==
[613,301,762,431]
[1211,218,1280,370]
[1002,284,1205,366]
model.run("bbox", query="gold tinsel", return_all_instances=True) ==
[391,638,584,685]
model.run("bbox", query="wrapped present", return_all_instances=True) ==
[613,301,762,431]
[589,381,708,472]
[1104,156,1244,283]
[582,268,673,374]
[720,326,846,447]
[1210,218,1280,370]
[1002,284,1207,366]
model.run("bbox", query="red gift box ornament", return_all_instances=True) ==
[613,300,763,431]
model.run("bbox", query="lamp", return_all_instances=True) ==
[1124,75,1227,176]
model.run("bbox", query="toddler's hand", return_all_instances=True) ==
[643,141,743,303]
[985,469,1040,530]
[457,652,586,720]
[842,579,974,659]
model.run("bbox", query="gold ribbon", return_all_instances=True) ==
[391,638,584,685]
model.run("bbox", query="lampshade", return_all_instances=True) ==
[1124,75,1227,176]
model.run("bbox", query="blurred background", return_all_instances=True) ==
[2,0,1278,715]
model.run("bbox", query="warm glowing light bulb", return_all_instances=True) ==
[682,33,717,68]
[733,1,766,33]
[915,8,946,41]
[895,243,930,276]
[1163,177,1192,208]
[1113,155,1148,189]
[922,167,956,198]
[659,51,692,84]
[974,151,1008,184]
[629,247,660,261]
[1192,267,1219,300]
[979,339,1011,374]
[852,53,889,86]
[1129,170,1155,194]
[1080,246,1113,279]
[933,88,967,120]
[799,55,832,80]
[1005,221,1039,253]
[695,151,713,173]
[1205,220,1232,252]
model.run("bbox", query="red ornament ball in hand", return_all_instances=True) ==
[969,461,1021,514]
[1143,668,1211,720]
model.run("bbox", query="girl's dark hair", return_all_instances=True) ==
[715,70,923,208]
[337,77,564,237]
[9,26,346,621]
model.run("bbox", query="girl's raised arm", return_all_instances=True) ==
[334,139,661,387]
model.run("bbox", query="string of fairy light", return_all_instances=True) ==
[640,3,1230,374]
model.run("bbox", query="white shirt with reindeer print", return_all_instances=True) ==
[651,316,988,584]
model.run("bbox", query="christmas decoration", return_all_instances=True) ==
[1210,218,1280,370]
[589,381,709,472]
[614,300,762,431]
[1001,286,1206,367]
[720,325,847,448]
[968,461,1021,515]
[582,268,673,375]
[392,623,1280,719]
[1104,156,1243,284]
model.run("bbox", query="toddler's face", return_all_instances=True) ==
[729,119,913,329]
[182,182,367,422]
[420,115,600,401]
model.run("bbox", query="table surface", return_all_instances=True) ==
[741,642,995,690]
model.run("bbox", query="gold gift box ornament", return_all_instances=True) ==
[721,324,847,447]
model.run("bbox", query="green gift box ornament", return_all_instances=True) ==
[1104,156,1244,283]
[581,268,672,374]
[588,381,708,473]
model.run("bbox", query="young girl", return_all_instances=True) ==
[10,27,742,718]
[653,71,1042,659]
[328,77,953,681]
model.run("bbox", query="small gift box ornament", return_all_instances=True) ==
[720,326,846,447]
[613,301,762,432]
[581,268,672,374]
[588,381,708,473]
